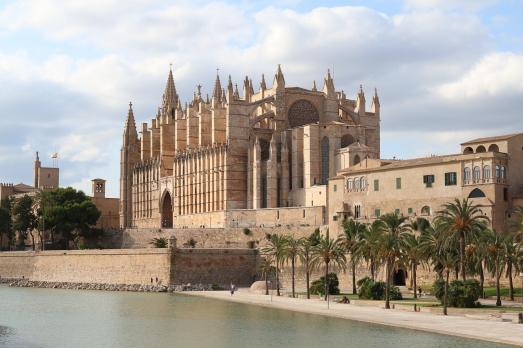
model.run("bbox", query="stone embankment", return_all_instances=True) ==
[0,278,219,293]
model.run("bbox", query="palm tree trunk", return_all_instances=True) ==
[324,261,329,301]
[479,261,485,298]
[413,263,417,299]
[264,273,269,295]
[385,260,391,309]
[306,267,310,299]
[291,257,295,298]
[276,261,280,296]
[370,259,375,281]
[444,269,449,315]
[496,261,502,307]
[352,258,357,295]
[459,232,466,281]
[508,261,514,301]
[30,232,35,251]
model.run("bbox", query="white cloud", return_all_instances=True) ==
[404,0,498,11]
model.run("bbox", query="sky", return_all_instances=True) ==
[0,0,522,197]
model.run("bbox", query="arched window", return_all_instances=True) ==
[354,177,361,190]
[347,179,353,191]
[483,165,490,180]
[360,177,366,190]
[500,166,506,179]
[321,137,329,185]
[288,100,320,128]
[476,145,486,153]
[421,206,431,216]
[488,144,499,152]
[353,154,361,166]
[341,134,355,148]
[464,167,471,181]
[495,165,501,178]
[468,188,486,198]
[463,147,473,154]
[473,166,481,181]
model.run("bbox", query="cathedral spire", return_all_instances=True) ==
[260,73,267,91]
[312,80,317,92]
[273,64,285,89]
[226,75,234,102]
[162,66,178,117]
[322,69,335,98]
[243,76,251,101]
[356,84,366,116]
[233,83,240,100]
[371,87,380,114]
[123,101,138,142]
[212,71,222,101]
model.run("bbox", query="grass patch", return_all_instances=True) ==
[483,287,523,297]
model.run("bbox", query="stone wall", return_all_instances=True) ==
[120,225,327,249]
[0,248,258,288]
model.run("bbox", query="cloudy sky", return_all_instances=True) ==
[0,0,522,197]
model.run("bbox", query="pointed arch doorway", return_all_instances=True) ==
[161,191,173,228]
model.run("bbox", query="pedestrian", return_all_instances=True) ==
[155,277,158,284]
[230,282,235,296]
[151,277,153,284]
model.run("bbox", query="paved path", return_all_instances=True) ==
[184,289,523,347]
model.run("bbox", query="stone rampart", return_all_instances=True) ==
[0,248,258,288]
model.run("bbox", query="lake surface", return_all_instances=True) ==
[0,285,512,348]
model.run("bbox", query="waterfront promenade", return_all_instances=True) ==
[186,289,523,347]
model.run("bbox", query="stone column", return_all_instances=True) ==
[280,132,289,207]
[246,138,253,209]
[252,137,262,209]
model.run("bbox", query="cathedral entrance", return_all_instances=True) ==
[161,192,173,228]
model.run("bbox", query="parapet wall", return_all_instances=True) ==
[0,248,258,287]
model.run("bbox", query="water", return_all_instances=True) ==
[0,286,511,348]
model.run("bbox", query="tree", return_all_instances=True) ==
[437,251,459,315]
[0,198,13,250]
[38,188,101,249]
[435,198,489,281]
[299,230,321,299]
[502,233,519,301]
[311,232,347,301]
[378,212,410,309]
[259,256,275,295]
[341,219,366,294]
[150,237,168,248]
[404,233,424,299]
[356,220,383,280]
[12,195,37,250]
[508,206,523,242]
[261,234,288,296]
[282,235,301,298]
[484,229,506,306]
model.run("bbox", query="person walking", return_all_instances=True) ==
[230,282,235,296]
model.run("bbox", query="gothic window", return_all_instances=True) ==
[468,188,486,198]
[473,166,481,181]
[341,134,355,148]
[321,137,329,185]
[495,165,501,178]
[500,166,506,179]
[483,165,490,180]
[260,139,270,161]
[360,177,366,190]
[347,179,353,191]
[288,100,320,128]
[354,178,361,190]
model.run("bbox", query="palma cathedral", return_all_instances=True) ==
[120,65,380,229]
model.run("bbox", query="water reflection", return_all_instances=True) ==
[0,286,512,348]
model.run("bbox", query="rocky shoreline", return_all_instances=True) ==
[0,278,219,292]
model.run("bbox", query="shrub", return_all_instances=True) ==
[150,237,168,248]
[183,238,197,248]
[433,278,481,308]
[358,277,402,300]
[309,273,340,296]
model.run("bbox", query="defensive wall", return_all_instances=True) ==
[0,247,258,287]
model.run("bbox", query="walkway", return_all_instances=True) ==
[185,289,523,347]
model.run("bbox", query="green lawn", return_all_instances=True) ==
[484,287,523,297]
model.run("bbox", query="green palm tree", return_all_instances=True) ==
[508,206,523,242]
[259,256,275,295]
[311,232,347,300]
[283,235,301,298]
[261,234,288,296]
[501,233,519,301]
[341,219,366,294]
[378,212,410,309]
[356,220,383,280]
[299,231,320,299]
[435,198,489,281]
[484,229,506,306]
[437,250,459,315]
[404,233,424,299]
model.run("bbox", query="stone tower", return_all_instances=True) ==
[119,102,140,228]
[33,151,41,188]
